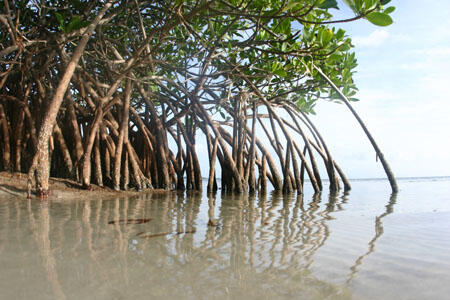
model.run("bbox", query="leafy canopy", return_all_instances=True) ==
[1,0,395,114]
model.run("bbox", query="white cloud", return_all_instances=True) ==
[353,29,390,47]
[400,62,429,70]
[400,45,450,72]
[411,46,450,57]
[424,47,450,56]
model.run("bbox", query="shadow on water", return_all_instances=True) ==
[0,188,401,299]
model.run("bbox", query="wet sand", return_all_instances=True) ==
[0,171,169,201]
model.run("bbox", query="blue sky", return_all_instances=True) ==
[311,0,450,178]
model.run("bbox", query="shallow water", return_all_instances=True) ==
[0,178,449,300]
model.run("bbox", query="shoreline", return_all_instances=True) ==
[0,171,170,201]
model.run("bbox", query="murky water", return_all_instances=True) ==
[0,178,449,300]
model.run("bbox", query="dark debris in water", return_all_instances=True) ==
[207,219,218,226]
[108,218,151,225]
[136,229,196,238]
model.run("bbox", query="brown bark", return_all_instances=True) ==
[220,123,282,191]
[300,145,307,186]
[105,147,111,180]
[81,104,103,188]
[136,84,170,189]
[113,78,132,190]
[194,103,244,193]
[308,137,351,191]
[27,1,113,197]
[176,125,185,190]
[125,142,143,190]
[258,117,283,164]
[190,129,202,191]
[207,137,219,193]
[282,142,293,193]
[65,97,84,178]
[100,125,116,161]
[234,66,322,193]
[267,109,285,168]
[0,104,11,170]
[283,107,323,191]
[53,123,73,176]
[186,149,194,190]
[260,154,267,192]
[94,131,103,187]
[236,97,246,178]
[14,110,25,171]
[292,141,320,193]
[123,151,129,190]
[245,102,257,193]
[202,124,217,192]
[285,105,338,192]
[290,141,302,194]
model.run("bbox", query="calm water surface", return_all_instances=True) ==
[0,178,449,299]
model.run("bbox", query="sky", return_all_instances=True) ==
[310,0,450,179]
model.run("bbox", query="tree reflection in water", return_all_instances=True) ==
[0,189,399,299]
[346,193,397,284]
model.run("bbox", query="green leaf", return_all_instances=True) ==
[380,0,391,5]
[384,6,395,14]
[329,52,342,63]
[321,29,333,45]
[354,0,363,12]
[272,61,280,72]
[335,28,345,40]
[279,18,291,35]
[55,12,65,31]
[66,16,89,33]
[282,1,301,12]
[366,12,393,26]
[364,0,378,11]
[319,0,339,10]
[274,69,288,77]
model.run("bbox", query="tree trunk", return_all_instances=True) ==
[53,123,73,177]
[0,104,11,170]
[260,155,267,193]
[113,78,131,190]
[94,131,103,187]
[207,137,218,193]
[123,151,129,190]
[292,141,320,193]
[246,102,257,193]
[27,1,113,197]
[66,97,84,179]
[14,110,25,171]
[81,105,103,188]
